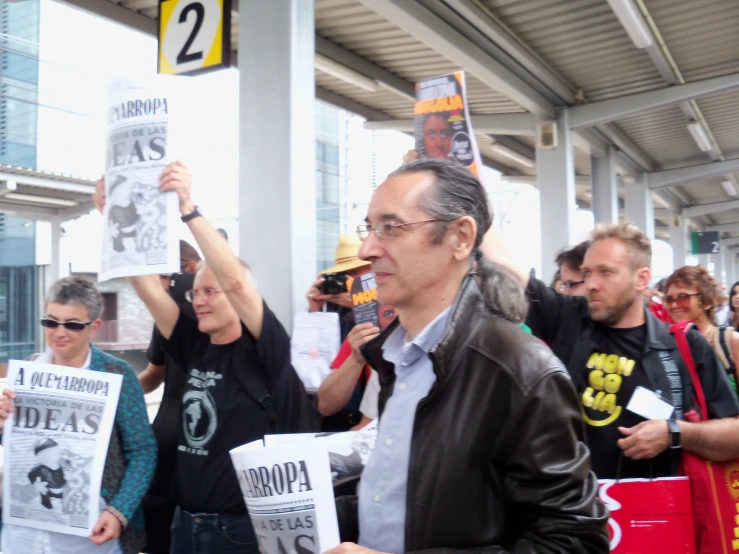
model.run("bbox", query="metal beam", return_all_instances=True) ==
[315,36,415,101]
[0,201,60,219]
[684,200,739,219]
[568,72,739,129]
[0,180,17,197]
[315,87,390,122]
[364,113,536,135]
[57,0,157,37]
[707,222,739,234]
[0,171,95,194]
[649,158,739,190]
[355,0,555,117]
[489,135,535,160]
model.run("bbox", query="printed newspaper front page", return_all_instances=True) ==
[230,439,340,554]
[414,71,483,177]
[2,360,122,537]
[100,76,180,281]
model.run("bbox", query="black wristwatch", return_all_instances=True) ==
[668,419,681,448]
[181,206,201,223]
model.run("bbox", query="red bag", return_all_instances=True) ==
[671,320,739,554]
[598,478,696,553]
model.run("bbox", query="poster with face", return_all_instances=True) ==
[348,273,395,331]
[414,71,482,178]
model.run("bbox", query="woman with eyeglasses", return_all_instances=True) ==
[0,276,157,554]
[664,266,739,395]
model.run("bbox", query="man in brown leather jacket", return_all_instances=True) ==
[325,159,609,554]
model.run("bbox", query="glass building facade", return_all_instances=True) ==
[315,101,341,274]
[0,0,41,366]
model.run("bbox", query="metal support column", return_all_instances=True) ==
[669,214,687,272]
[592,146,619,224]
[537,112,576,282]
[625,174,654,240]
[49,216,62,285]
[238,0,316,328]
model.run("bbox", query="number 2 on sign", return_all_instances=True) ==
[177,2,204,64]
[712,241,720,253]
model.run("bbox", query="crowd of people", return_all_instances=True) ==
[0,149,737,553]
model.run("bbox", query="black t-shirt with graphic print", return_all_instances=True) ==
[582,323,672,479]
[162,302,293,514]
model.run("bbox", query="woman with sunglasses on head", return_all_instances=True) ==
[729,281,739,330]
[0,276,157,554]
[664,266,739,396]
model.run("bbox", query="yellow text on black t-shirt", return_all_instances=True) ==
[581,352,636,427]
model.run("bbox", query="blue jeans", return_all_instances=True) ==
[170,507,258,554]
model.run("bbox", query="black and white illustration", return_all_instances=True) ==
[100,76,180,282]
[2,361,122,537]
[179,369,222,455]
[230,439,340,554]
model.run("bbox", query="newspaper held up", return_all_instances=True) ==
[290,312,341,394]
[230,439,340,554]
[414,71,483,177]
[100,76,180,281]
[2,360,123,537]
[265,420,379,488]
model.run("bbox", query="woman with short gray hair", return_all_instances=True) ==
[0,276,157,554]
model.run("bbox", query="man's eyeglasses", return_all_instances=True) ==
[357,218,456,240]
[562,280,585,290]
[185,287,222,303]
[664,292,700,307]
[40,318,93,332]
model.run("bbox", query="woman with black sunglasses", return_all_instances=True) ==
[665,266,739,397]
[0,276,156,554]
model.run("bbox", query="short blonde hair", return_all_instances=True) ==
[590,221,651,270]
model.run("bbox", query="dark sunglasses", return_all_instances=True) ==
[664,293,700,307]
[40,318,93,332]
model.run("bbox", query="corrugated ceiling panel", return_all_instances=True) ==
[696,90,739,159]
[614,106,710,170]
[644,0,739,82]
[316,0,525,115]
[681,177,734,205]
[481,0,666,101]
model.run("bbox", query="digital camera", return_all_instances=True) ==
[321,273,349,295]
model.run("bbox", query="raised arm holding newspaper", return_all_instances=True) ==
[96,161,317,554]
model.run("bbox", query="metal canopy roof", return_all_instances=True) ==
[0,165,96,221]
[60,0,739,242]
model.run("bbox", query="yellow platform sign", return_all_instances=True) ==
[158,0,231,76]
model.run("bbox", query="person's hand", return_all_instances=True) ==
[93,175,105,214]
[0,388,16,431]
[307,278,326,312]
[159,160,194,215]
[323,543,389,554]
[348,323,380,365]
[89,510,122,545]
[32,477,48,495]
[402,149,419,164]
[617,420,670,460]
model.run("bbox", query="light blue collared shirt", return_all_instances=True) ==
[358,308,451,554]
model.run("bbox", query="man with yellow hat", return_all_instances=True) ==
[307,235,379,432]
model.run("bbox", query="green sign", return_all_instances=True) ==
[691,231,720,255]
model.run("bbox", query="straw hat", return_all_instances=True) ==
[320,234,371,275]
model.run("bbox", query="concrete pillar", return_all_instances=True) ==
[592,146,619,224]
[537,111,576,283]
[669,214,687,272]
[718,248,726,285]
[238,0,316,329]
[625,174,654,240]
[49,215,62,285]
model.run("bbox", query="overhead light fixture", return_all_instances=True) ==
[606,0,654,49]
[314,53,381,93]
[687,121,714,152]
[622,175,636,185]
[490,144,535,169]
[4,193,77,207]
[722,179,738,197]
